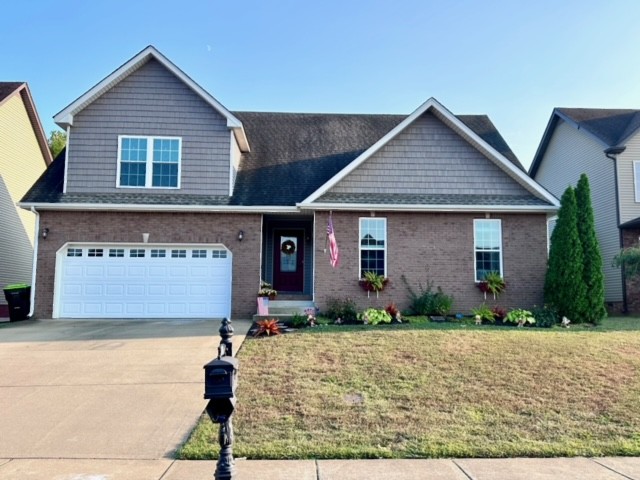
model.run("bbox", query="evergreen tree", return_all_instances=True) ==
[544,186,588,321]
[575,174,606,324]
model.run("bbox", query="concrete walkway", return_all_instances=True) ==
[1,457,640,479]
[2,319,640,479]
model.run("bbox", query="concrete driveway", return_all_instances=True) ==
[0,318,249,460]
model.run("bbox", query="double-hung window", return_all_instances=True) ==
[359,218,386,277]
[118,136,181,188]
[474,219,503,282]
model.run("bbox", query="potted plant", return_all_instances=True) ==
[477,271,506,300]
[258,280,278,300]
[359,271,389,298]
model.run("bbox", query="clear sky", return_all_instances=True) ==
[4,0,640,169]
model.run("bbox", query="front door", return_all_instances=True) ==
[273,230,304,293]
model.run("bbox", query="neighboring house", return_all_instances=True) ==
[530,108,640,313]
[0,82,52,317]
[20,46,558,320]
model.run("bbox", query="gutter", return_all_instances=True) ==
[29,207,39,318]
[605,146,627,313]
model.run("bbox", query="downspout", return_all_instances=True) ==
[29,206,40,318]
[605,146,627,313]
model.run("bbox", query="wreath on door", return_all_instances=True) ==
[281,240,296,255]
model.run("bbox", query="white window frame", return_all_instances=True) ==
[634,161,640,202]
[473,219,503,282]
[116,135,182,189]
[359,217,387,278]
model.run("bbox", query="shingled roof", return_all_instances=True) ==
[22,111,526,207]
[530,108,640,177]
[0,82,25,102]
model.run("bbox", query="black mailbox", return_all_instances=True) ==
[204,356,239,423]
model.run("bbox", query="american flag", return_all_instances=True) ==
[327,213,340,268]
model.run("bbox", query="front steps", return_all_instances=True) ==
[253,299,316,323]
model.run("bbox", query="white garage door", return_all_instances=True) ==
[55,244,232,319]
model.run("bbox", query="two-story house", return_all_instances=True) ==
[530,108,640,313]
[20,46,558,320]
[0,82,52,318]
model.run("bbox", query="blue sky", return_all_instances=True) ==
[4,0,640,168]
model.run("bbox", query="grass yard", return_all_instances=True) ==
[179,318,640,459]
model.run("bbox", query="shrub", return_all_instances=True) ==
[324,297,358,324]
[576,174,606,325]
[402,275,454,316]
[357,308,392,325]
[545,186,588,321]
[289,313,308,328]
[385,302,399,317]
[531,306,558,328]
[505,309,535,327]
[491,306,506,321]
[471,303,495,323]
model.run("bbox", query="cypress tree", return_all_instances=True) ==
[544,186,588,321]
[575,174,606,324]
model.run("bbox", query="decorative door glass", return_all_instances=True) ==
[280,236,297,272]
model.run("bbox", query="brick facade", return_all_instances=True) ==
[35,210,549,320]
[622,228,640,314]
[314,211,548,314]
[35,211,262,319]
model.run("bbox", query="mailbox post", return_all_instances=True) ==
[204,318,238,480]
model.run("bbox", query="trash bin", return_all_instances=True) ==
[3,284,31,321]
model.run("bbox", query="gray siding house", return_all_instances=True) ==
[20,46,558,320]
[530,108,640,313]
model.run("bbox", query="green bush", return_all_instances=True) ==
[402,275,454,316]
[471,303,495,323]
[357,308,392,325]
[289,313,308,328]
[531,306,558,328]
[324,297,358,323]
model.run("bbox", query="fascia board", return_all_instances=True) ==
[297,202,558,214]
[17,202,298,214]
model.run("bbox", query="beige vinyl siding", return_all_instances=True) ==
[534,119,622,302]
[617,130,640,224]
[328,111,531,197]
[0,94,48,300]
[66,58,231,195]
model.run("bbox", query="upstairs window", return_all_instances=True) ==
[118,136,181,188]
[474,219,503,282]
[359,218,386,277]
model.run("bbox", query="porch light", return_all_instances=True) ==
[237,230,244,242]
[42,227,49,240]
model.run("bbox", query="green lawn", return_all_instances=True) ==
[179,317,640,459]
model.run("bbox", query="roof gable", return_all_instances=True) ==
[53,46,249,151]
[0,82,53,165]
[530,108,640,177]
[301,98,558,207]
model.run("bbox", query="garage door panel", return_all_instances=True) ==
[105,285,124,296]
[57,245,232,319]
[148,285,167,296]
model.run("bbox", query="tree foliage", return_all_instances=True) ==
[544,186,588,321]
[575,174,606,324]
[48,130,66,158]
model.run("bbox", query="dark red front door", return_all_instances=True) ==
[273,230,304,293]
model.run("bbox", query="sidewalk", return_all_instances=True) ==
[1,457,640,479]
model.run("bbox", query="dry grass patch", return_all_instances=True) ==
[180,327,640,459]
